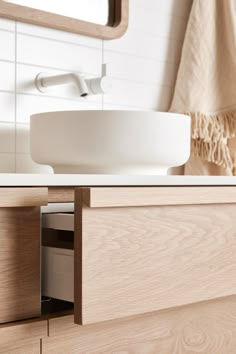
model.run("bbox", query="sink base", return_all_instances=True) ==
[52,165,170,175]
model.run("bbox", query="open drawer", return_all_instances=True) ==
[42,187,236,325]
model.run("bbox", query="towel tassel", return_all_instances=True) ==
[186,110,236,169]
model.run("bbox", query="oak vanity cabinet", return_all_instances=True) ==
[3,185,236,353]
[0,188,47,324]
[40,186,236,353]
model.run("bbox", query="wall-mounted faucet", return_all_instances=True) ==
[35,64,112,97]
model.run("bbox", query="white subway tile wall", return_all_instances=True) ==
[0,0,192,173]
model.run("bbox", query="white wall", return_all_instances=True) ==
[0,0,192,173]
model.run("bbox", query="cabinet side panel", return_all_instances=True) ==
[0,207,40,323]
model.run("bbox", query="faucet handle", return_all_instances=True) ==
[102,63,107,77]
[87,63,112,95]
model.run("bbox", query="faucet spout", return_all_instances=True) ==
[35,72,89,97]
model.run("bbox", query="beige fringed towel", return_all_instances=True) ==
[169,0,236,175]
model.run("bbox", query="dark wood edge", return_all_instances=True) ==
[74,188,83,325]
[0,0,128,39]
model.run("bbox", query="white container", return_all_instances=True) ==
[42,246,74,302]
[31,110,191,174]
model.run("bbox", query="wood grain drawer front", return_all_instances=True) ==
[0,318,47,354]
[44,296,236,354]
[0,340,40,354]
[74,188,236,325]
[0,187,48,207]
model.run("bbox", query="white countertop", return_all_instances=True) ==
[1,174,236,186]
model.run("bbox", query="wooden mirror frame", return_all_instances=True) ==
[0,0,128,39]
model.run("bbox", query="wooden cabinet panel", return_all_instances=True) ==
[0,340,40,354]
[0,187,48,323]
[74,188,236,324]
[0,318,47,353]
[48,187,75,203]
[0,188,48,207]
[81,186,236,207]
[0,319,47,347]
[0,207,41,323]
[43,296,236,354]
[47,186,236,206]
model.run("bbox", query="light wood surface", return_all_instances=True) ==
[0,0,128,39]
[75,192,236,324]
[0,207,41,323]
[0,319,47,346]
[43,296,236,353]
[0,340,40,354]
[0,319,46,353]
[0,187,48,207]
[81,186,236,207]
[48,187,75,203]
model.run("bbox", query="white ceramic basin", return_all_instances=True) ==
[30,110,191,174]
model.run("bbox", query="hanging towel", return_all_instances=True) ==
[169,0,236,175]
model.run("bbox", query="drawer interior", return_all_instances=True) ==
[42,213,74,232]
[41,212,75,314]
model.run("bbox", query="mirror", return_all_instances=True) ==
[0,0,128,39]
[3,0,110,25]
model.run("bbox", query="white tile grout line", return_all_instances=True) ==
[15,58,179,72]
[0,90,15,94]
[15,61,100,76]
[0,58,15,64]
[14,21,17,172]
[15,47,182,67]
[0,152,15,155]
[0,28,15,34]
[13,91,101,104]
[16,22,187,44]
[102,39,104,110]
[0,79,174,99]
[10,63,177,88]
[0,33,182,67]
[17,31,103,51]
[12,32,183,64]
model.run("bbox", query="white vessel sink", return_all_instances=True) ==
[30,110,191,174]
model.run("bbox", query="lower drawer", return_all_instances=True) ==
[42,247,74,302]
[43,296,236,354]
[43,200,236,325]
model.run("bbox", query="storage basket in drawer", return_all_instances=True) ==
[42,246,74,302]
[42,213,74,231]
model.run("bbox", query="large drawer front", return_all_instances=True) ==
[43,296,236,354]
[74,188,236,325]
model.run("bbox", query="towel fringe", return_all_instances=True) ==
[186,110,236,169]
[188,110,236,141]
[191,139,233,169]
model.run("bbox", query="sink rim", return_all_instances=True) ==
[31,110,190,122]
